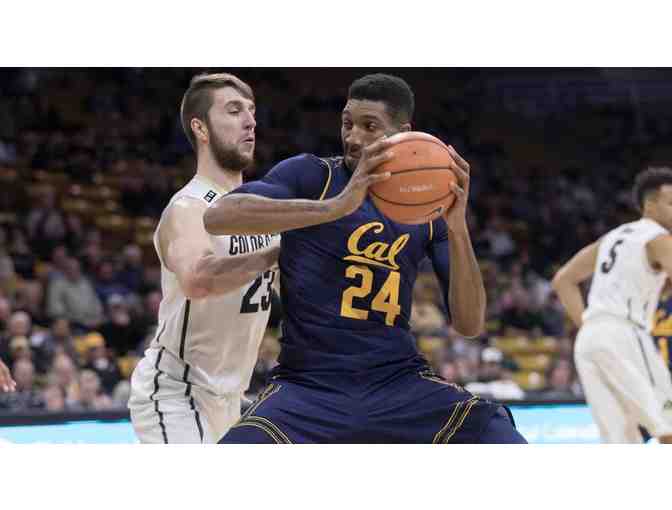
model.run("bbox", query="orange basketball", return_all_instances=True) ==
[369,131,457,225]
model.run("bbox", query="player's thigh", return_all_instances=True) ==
[220,380,350,444]
[367,371,514,443]
[576,355,631,443]
[477,406,527,444]
[130,396,204,444]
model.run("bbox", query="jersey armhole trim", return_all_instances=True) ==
[318,158,333,201]
[429,220,434,241]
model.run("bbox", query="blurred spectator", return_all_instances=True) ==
[31,317,78,374]
[0,359,43,411]
[99,294,144,356]
[81,332,122,395]
[112,380,131,408]
[117,244,144,293]
[42,383,67,412]
[93,259,131,305]
[25,187,67,260]
[48,353,80,407]
[466,347,525,400]
[14,280,50,328]
[46,257,104,331]
[77,369,113,410]
[535,358,583,400]
[0,296,11,335]
[0,227,16,297]
[135,290,161,346]
[7,228,35,280]
[0,311,36,364]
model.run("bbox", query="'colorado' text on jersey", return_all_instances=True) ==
[233,154,452,375]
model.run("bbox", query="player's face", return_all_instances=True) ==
[650,185,672,230]
[341,100,405,170]
[205,87,256,172]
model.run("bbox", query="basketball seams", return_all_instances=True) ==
[370,189,455,207]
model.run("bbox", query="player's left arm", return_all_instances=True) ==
[551,241,600,328]
[429,146,486,338]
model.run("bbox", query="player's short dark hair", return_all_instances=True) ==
[180,72,254,152]
[632,166,672,212]
[347,73,415,124]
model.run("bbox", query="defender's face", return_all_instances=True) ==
[650,185,672,230]
[341,99,402,171]
[206,87,256,171]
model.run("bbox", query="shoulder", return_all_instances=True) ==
[269,153,331,174]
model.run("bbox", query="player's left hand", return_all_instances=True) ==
[443,145,471,233]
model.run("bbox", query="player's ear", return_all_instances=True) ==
[192,118,209,144]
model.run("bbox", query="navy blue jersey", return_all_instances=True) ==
[233,154,452,375]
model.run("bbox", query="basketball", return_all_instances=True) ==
[370,131,457,225]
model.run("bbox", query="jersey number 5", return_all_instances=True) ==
[240,270,275,314]
[601,239,624,274]
[340,265,401,326]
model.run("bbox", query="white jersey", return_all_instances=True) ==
[583,218,668,332]
[146,175,279,396]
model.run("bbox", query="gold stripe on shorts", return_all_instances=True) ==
[232,416,292,444]
[439,397,479,444]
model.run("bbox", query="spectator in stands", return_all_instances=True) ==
[47,244,69,280]
[535,358,583,400]
[111,380,131,408]
[466,347,525,400]
[117,244,144,294]
[32,317,78,374]
[78,369,113,410]
[81,332,121,395]
[14,280,49,328]
[42,383,66,412]
[7,228,35,280]
[48,353,79,408]
[0,296,11,336]
[135,289,161,345]
[25,186,67,260]
[46,257,104,331]
[0,227,16,297]
[0,359,43,410]
[99,294,144,356]
[93,259,130,304]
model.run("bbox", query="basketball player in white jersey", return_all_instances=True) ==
[552,167,672,443]
[128,73,280,443]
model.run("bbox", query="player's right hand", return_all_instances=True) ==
[0,359,16,393]
[333,137,394,217]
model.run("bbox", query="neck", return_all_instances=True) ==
[196,151,243,193]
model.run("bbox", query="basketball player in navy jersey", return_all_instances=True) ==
[205,73,526,443]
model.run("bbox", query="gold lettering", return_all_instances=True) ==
[343,221,409,271]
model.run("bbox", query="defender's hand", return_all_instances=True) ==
[0,360,16,393]
[333,137,394,218]
[443,145,471,232]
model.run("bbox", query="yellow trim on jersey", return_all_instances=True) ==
[194,174,229,195]
[419,370,467,393]
[429,220,434,241]
[318,159,333,200]
[660,338,670,367]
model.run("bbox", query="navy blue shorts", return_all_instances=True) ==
[220,369,526,444]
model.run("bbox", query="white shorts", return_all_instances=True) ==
[128,355,241,444]
[575,316,672,443]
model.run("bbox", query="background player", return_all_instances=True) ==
[205,73,526,443]
[128,73,280,443]
[552,167,672,443]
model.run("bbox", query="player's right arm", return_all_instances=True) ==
[159,197,279,300]
[0,359,16,393]
[203,139,394,236]
[551,241,600,328]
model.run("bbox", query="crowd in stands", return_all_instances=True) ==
[1,68,672,414]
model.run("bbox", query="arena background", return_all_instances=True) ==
[1,67,672,443]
